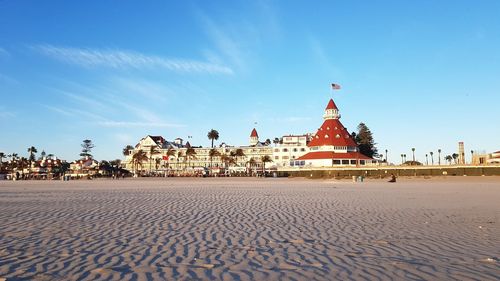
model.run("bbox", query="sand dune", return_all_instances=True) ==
[0,177,499,280]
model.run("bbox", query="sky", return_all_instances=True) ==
[1,0,499,164]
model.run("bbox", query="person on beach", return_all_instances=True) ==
[388,174,396,183]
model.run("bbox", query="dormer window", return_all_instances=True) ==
[325,134,329,139]
[326,127,330,130]
[335,134,340,138]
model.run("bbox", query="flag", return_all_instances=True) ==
[162,155,169,160]
[331,83,341,90]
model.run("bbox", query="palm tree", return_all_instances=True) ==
[132,150,148,175]
[123,145,134,156]
[27,146,37,175]
[0,152,5,171]
[155,158,161,170]
[208,148,220,168]
[220,154,231,169]
[452,153,459,165]
[403,154,407,163]
[261,155,272,175]
[148,146,161,173]
[164,148,176,171]
[430,151,434,165]
[247,157,256,175]
[385,149,388,163]
[177,150,184,169]
[425,154,428,165]
[400,154,404,164]
[445,155,453,165]
[18,157,28,177]
[185,147,197,168]
[438,149,442,165]
[470,150,474,165]
[233,148,245,166]
[207,129,219,148]
[411,148,415,162]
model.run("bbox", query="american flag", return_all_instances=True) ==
[331,83,341,90]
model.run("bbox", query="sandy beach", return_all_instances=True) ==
[0,177,498,281]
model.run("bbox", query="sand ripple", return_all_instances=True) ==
[0,178,499,280]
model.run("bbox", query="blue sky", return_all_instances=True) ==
[1,0,499,163]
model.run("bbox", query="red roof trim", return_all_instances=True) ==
[297,151,372,160]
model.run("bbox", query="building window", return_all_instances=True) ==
[275,156,279,160]
[293,148,297,152]
[350,160,357,165]
[333,160,341,165]
[300,148,305,152]
[342,160,349,165]
[283,148,288,152]
[274,149,279,152]
[283,156,289,159]
[325,134,329,139]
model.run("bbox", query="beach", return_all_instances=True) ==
[0,177,498,280]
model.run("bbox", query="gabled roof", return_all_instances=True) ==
[297,151,371,160]
[307,119,357,147]
[250,128,259,138]
[149,135,165,144]
[326,99,338,110]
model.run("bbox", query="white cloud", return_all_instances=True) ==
[32,44,233,75]
[43,105,75,117]
[97,121,184,128]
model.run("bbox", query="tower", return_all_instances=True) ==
[250,128,259,146]
[458,142,465,165]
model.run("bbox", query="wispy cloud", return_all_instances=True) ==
[198,14,247,71]
[32,44,233,75]
[43,105,75,117]
[97,121,184,128]
[269,116,312,123]
[0,47,9,58]
[309,37,342,77]
[0,106,15,118]
[0,73,19,84]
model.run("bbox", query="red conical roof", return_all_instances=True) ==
[326,99,338,110]
[307,119,357,147]
[250,128,258,138]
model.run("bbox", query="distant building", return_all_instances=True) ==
[472,150,500,165]
[296,99,376,167]
[123,98,377,172]
[123,130,273,175]
[272,135,310,167]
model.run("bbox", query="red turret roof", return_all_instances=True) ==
[307,119,357,147]
[326,99,338,110]
[250,128,258,138]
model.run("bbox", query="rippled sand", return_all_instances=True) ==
[0,177,499,280]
